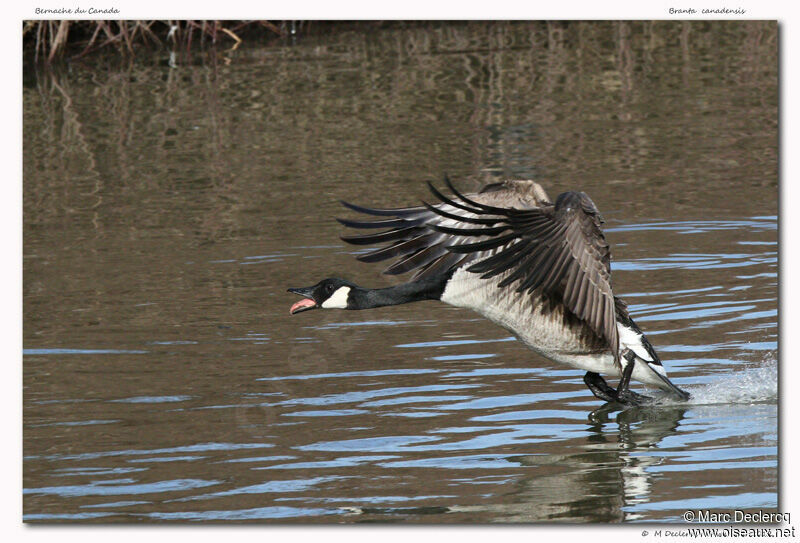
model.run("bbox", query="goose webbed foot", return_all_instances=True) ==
[584,364,653,407]
[615,388,653,407]
[583,371,618,403]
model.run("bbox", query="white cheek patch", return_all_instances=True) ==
[321,286,351,309]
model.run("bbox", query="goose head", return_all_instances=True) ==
[288,278,357,314]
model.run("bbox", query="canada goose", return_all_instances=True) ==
[288,177,689,406]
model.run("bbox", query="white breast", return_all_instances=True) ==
[441,267,603,359]
[440,267,671,387]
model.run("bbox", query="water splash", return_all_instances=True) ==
[668,353,778,406]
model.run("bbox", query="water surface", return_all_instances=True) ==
[23,21,777,523]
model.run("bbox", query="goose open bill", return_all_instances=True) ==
[288,177,689,406]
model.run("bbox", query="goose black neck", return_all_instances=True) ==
[349,274,449,309]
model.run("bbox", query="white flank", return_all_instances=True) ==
[617,322,653,362]
[648,362,668,376]
[321,286,351,309]
[441,266,674,389]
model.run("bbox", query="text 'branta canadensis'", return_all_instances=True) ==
[288,177,689,406]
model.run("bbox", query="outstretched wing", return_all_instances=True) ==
[336,197,478,281]
[426,179,620,362]
[337,177,552,281]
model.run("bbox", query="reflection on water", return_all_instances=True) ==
[24,21,776,523]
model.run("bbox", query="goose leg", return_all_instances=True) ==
[583,372,618,403]
[583,351,653,406]
[615,352,651,406]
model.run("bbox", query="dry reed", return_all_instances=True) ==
[23,20,304,61]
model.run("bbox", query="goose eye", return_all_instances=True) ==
[326,284,334,293]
